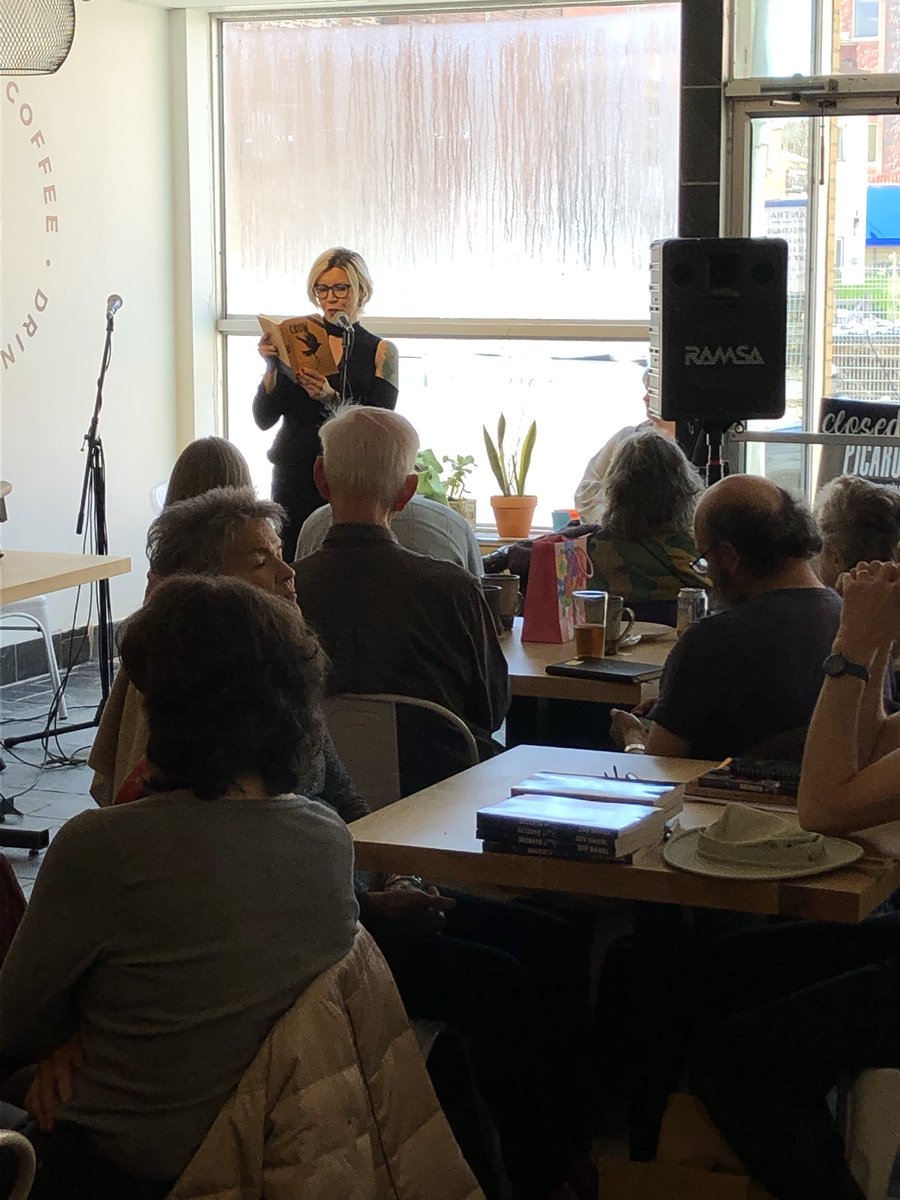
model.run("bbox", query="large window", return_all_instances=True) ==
[218,3,680,525]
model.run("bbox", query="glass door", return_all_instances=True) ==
[734,108,900,495]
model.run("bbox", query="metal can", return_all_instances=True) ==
[676,587,708,637]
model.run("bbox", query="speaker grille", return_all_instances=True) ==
[0,0,76,76]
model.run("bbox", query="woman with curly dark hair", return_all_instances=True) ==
[588,427,710,625]
[0,577,358,1198]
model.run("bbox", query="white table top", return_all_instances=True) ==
[350,744,900,922]
[0,549,132,606]
[503,617,674,703]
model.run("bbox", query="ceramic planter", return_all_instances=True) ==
[490,495,537,539]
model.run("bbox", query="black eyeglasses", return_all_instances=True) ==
[313,282,351,299]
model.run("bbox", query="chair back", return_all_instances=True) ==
[0,1130,36,1200]
[322,693,479,810]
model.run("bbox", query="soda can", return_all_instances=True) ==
[676,587,708,637]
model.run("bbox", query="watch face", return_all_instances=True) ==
[823,653,868,681]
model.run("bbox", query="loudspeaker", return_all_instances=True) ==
[648,237,788,424]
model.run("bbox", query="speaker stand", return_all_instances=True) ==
[702,424,731,487]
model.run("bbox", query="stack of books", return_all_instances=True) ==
[687,758,800,811]
[476,793,667,863]
[509,771,685,817]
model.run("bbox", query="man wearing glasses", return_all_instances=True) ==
[612,474,840,762]
[254,247,399,558]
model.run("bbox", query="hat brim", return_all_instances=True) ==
[663,829,863,881]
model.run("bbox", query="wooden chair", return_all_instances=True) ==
[322,693,479,810]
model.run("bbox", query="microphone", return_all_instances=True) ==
[331,311,352,333]
[106,294,123,319]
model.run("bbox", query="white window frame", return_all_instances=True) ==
[852,0,881,41]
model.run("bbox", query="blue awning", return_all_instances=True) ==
[866,186,900,246]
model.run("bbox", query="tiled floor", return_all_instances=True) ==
[0,663,100,897]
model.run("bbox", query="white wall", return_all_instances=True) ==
[1,0,178,637]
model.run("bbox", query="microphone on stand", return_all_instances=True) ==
[330,312,354,406]
[106,294,123,320]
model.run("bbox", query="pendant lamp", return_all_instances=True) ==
[0,0,76,75]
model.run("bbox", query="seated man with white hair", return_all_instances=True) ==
[294,492,483,577]
[294,406,508,794]
[296,408,600,1200]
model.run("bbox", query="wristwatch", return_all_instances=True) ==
[822,652,870,683]
[624,742,647,754]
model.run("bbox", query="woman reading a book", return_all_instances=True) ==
[253,247,399,559]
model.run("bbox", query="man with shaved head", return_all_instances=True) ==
[613,474,840,761]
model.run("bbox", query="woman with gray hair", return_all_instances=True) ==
[814,473,900,588]
[253,247,399,557]
[88,487,362,824]
[587,427,710,624]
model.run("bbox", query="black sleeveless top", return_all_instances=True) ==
[252,321,398,469]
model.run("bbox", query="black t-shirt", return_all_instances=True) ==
[650,587,843,761]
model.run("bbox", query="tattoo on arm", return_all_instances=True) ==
[377,340,399,388]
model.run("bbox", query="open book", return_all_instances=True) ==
[258,314,338,381]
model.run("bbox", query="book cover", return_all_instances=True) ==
[688,759,800,809]
[545,658,663,683]
[475,794,665,843]
[510,772,684,811]
[258,314,338,379]
[696,772,798,796]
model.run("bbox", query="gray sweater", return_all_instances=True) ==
[0,790,358,1181]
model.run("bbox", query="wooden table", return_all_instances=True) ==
[0,549,132,606]
[351,744,900,923]
[503,617,674,705]
[0,549,132,849]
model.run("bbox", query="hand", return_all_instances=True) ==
[630,698,656,720]
[834,560,900,663]
[362,887,456,933]
[25,1036,84,1132]
[610,708,646,749]
[257,334,278,365]
[296,368,334,403]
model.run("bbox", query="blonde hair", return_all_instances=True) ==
[166,437,252,507]
[320,407,418,508]
[306,247,374,314]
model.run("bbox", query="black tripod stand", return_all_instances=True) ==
[2,299,120,753]
[701,422,731,487]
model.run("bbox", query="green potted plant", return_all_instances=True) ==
[414,449,449,505]
[483,415,537,538]
[442,453,477,529]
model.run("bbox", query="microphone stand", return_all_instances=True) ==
[338,321,355,406]
[2,309,117,752]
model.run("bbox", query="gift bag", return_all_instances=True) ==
[521,533,591,643]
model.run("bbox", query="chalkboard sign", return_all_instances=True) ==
[817,396,900,490]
